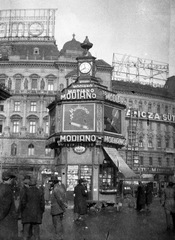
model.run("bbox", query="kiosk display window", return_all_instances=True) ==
[104,105,121,134]
[99,159,117,193]
[63,103,95,132]
[80,165,92,191]
[67,165,79,191]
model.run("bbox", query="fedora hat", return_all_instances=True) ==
[2,171,16,181]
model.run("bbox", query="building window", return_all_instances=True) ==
[138,101,142,111]
[140,156,143,165]
[28,143,34,156]
[128,99,133,108]
[0,78,5,86]
[157,104,160,114]
[30,102,37,112]
[149,157,153,166]
[0,120,3,134]
[31,79,37,90]
[174,140,175,149]
[157,138,161,148]
[148,139,153,148]
[33,47,39,54]
[11,143,17,156]
[12,121,19,133]
[158,157,162,166]
[174,159,175,166]
[148,103,152,112]
[14,101,20,112]
[165,105,168,114]
[166,158,169,167]
[157,123,160,132]
[0,105,4,111]
[45,121,49,134]
[139,136,143,147]
[45,147,51,156]
[60,83,64,91]
[139,121,143,129]
[15,79,21,91]
[165,138,169,148]
[173,107,175,115]
[29,121,36,133]
[48,80,54,91]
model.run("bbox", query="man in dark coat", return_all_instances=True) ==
[50,176,67,240]
[0,171,18,240]
[21,177,45,240]
[136,181,146,212]
[74,178,88,221]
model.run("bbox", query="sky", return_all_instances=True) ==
[0,0,174,75]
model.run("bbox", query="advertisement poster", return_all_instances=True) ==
[63,103,95,132]
[104,105,121,134]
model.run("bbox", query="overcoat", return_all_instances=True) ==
[50,183,67,216]
[74,183,87,215]
[0,183,18,240]
[21,185,45,224]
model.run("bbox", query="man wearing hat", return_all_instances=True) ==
[21,177,45,240]
[0,171,18,240]
[50,175,67,240]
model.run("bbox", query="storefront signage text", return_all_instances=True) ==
[102,90,122,104]
[57,134,125,146]
[103,135,126,145]
[126,109,175,123]
[133,166,174,173]
[61,88,96,100]
[59,134,96,142]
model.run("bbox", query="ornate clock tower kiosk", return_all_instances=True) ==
[47,37,135,203]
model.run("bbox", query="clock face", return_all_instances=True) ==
[63,103,95,132]
[79,62,91,74]
[29,22,44,36]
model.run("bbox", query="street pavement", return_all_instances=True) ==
[19,197,175,240]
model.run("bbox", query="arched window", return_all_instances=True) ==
[11,143,17,156]
[28,143,34,156]
[148,138,153,148]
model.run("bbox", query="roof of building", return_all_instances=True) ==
[59,34,85,58]
[112,80,174,99]
[0,40,60,61]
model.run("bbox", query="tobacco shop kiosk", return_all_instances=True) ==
[47,38,135,203]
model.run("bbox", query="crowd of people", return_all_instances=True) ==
[0,171,88,240]
[0,170,175,239]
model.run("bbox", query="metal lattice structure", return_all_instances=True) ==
[112,53,169,88]
[0,9,57,41]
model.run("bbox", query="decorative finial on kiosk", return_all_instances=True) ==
[81,36,93,56]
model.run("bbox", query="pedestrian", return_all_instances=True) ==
[136,181,146,212]
[18,176,32,238]
[50,176,67,240]
[44,179,50,205]
[21,177,45,240]
[0,171,18,240]
[161,181,175,230]
[74,178,88,221]
[145,182,153,212]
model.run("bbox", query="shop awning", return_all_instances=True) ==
[103,147,136,178]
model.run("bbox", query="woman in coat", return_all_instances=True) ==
[74,179,88,221]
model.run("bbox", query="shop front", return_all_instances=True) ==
[47,37,136,203]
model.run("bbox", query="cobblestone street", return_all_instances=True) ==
[29,197,175,240]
